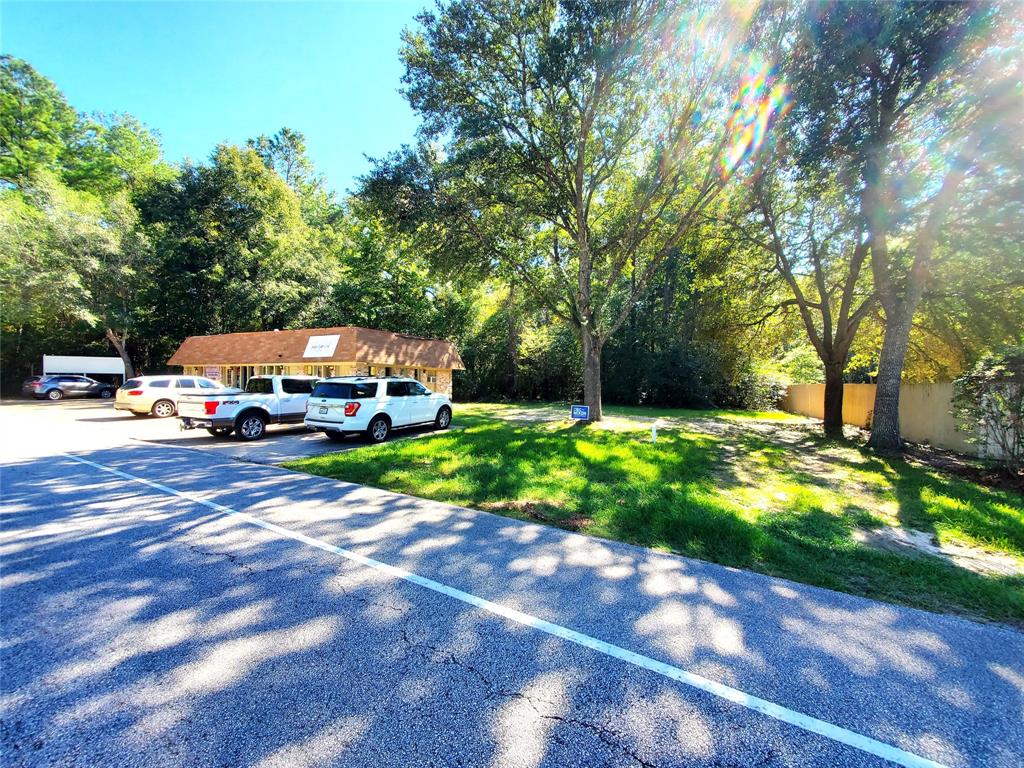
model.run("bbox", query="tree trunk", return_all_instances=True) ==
[105,328,135,379]
[823,361,845,439]
[867,309,913,450]
[504,285,520,396]
[581,328,603,421]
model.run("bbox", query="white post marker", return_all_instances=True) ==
[652,423,657,443]
[62,452,950,768]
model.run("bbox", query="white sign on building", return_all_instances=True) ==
[302,334,340,358]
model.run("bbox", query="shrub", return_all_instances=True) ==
[718,368,789,412]
[952,346,1024,475]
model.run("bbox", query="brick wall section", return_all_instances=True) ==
[435,369,453,398]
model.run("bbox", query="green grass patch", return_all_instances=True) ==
[287,407,1024,625]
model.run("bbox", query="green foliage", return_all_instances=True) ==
[63,113,175,194]
[0,173,152,363]
[138,145,325,337]
[720,368,789,412]
[0,55,78,184]
[771,345,825,384]
[312,215,473,340]
[953,346,1024,475]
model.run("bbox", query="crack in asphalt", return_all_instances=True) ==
[395,627,660,768]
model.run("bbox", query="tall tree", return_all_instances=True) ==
[139,144,329,339]
[0,174,153,376]
[248,127,318,192]
[363,0,787,419]
[719,166,875,437]
[0,58,172,377]
[789,1,1021,449]
[0,55,78,186]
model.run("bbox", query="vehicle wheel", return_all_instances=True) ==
[99,389,114,399]
[47,389,64,401]
[151,400,176,418]
[324,431,347,442]
[366,416,390,443]
[237,413,267,441]
[435,406,452,430]
[206,427,234,437]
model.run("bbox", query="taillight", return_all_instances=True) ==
[204,401,219,415]
[127,390,143,396]
[344,402,360,417]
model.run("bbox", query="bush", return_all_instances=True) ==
[952,345,1024,475]
[717,368,789,411]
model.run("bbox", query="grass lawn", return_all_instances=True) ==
[286,402,1024,625]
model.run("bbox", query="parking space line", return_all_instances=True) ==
[63,452,946,768]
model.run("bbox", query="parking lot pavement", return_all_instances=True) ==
[2,401,1023,767]
[0,399,453,464]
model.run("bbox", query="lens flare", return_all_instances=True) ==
[721,56,791,178]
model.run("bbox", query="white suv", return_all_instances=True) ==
[115,375,232,418]
[305,376,452,443]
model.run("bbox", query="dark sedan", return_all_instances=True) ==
[20,376,46,396]
[30,375,116,401]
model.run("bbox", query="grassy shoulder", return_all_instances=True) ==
[286,404,1024,625]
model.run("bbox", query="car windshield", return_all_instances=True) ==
[121,379,142,389]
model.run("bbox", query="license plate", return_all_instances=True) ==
[319,406,328,414]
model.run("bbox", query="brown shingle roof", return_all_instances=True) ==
[167,327,465,370]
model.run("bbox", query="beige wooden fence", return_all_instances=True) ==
[780,382,978,455]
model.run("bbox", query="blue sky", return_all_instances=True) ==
[1,1,425,194]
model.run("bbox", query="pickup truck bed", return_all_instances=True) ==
[177,375,319,440]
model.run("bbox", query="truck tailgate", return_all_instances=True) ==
[178,393,242,419]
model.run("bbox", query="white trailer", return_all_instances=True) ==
[43,355,127,380]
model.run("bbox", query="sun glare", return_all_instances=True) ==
[720,55,792,178]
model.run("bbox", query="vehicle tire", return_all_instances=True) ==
[324,431,347,442]
[151,400,176,418]
[366,416,390,443]
[99,389,114,399]
[206,427,234,437]
[237,413,267,441]
[47,389,64,401]
[435,406,452,430]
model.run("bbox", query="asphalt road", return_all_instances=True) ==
[0,398,452,464]
[1,402,1022,767]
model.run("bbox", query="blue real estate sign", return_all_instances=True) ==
[571,404,590,421]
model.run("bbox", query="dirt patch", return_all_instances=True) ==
[901,443,1023,494]
[853,526,1024,576]
[478,499,589,531]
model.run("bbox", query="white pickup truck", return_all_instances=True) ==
[177,375,319,440]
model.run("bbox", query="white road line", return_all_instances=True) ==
[63,452,946,768]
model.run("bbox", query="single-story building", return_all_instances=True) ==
[167,326,465,397]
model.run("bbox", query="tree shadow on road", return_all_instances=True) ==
[1,446,1022,767]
